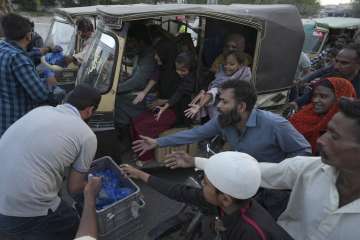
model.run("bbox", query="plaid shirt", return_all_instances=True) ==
[0,40,49,136]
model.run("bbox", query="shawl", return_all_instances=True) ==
[290,77,356,154]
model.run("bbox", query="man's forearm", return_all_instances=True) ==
[157,118,221,147]
[75,193,97,238]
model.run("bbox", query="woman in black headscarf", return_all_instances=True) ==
[131,38,190,162]
[132,38,179,106]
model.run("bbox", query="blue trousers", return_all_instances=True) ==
[0,200,79,240]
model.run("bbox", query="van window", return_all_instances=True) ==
[77,32,116,93]
[45,16,76,55]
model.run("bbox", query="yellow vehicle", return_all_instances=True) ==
[75,4,305,159]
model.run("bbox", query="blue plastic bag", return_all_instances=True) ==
[92,168,135,210]
[45,52,66,67]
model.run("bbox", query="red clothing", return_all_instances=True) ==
[132,109,176,161]
[290,77,356,154]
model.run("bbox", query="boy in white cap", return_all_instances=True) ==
[120,152,293,240]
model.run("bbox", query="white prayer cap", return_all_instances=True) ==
[204,151,261,199]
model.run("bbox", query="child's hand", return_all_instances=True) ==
[132,91,146,105]
[149,99,167,110]
[119,164,150,182]
[190,90,205,105]
[184,104,201,119]
[154,105,167,121]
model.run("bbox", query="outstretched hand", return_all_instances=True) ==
[184,104,201,119]
[132,135,158,156]
[132,91,146,105]
[120,164,149,182]
[164,151,195,169]
[155,105,167,121]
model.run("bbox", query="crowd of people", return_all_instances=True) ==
[1,11,360,240]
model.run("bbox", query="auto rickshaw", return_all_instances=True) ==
[75,3,304,160]
[71,4,305,238]
[302,17,360,67]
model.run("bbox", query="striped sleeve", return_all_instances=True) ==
[12,53,49,102]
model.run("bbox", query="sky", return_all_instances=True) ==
[320,0,351,5]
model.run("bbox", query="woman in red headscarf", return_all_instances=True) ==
[289,77,356,154]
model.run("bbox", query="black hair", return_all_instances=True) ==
[175,52,194,72]
[214,187,251,204]
[76,17,94,33]
[338,97,360,141]
[1,13,32,41]
[128,23,151,45]
[342,43,360,63]
[225,33,246,45]
[315,78,335,93]
[223,50,246,65]
[220,80,257,111]
[65,85,101,111]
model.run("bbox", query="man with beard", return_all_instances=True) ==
[0,85,101,240]
[133,79,311,218]
[291,43,360,110]
[185,97,360,239]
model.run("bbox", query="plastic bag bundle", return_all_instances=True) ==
[92,168,134,210]
[45,52,67,67]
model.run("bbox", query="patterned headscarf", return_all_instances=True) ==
[290,77,356,154]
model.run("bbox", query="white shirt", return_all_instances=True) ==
[195,156,360,240]
[73,33,95,63]
[0,104,97,217]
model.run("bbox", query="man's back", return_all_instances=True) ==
[0,40,49,136]
[0,105,96,217]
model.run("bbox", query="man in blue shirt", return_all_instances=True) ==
[0,14,56,137]
[133,79,311,218]
[133,80,311,163]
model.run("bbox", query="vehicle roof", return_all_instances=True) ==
[313,17,360,29]
[97,4,300,30]
[96,3,304,92]
[56,5,103,17]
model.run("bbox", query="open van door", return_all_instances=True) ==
[45,13,77,92]
[45,6,100,92]
[76,20,125,160]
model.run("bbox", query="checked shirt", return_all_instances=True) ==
[0,40,49,136]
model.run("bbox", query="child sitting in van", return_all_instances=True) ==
[120,151,293,240]
[131,51,195,162]
[154,51,195,126]
[185,50,251,119]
